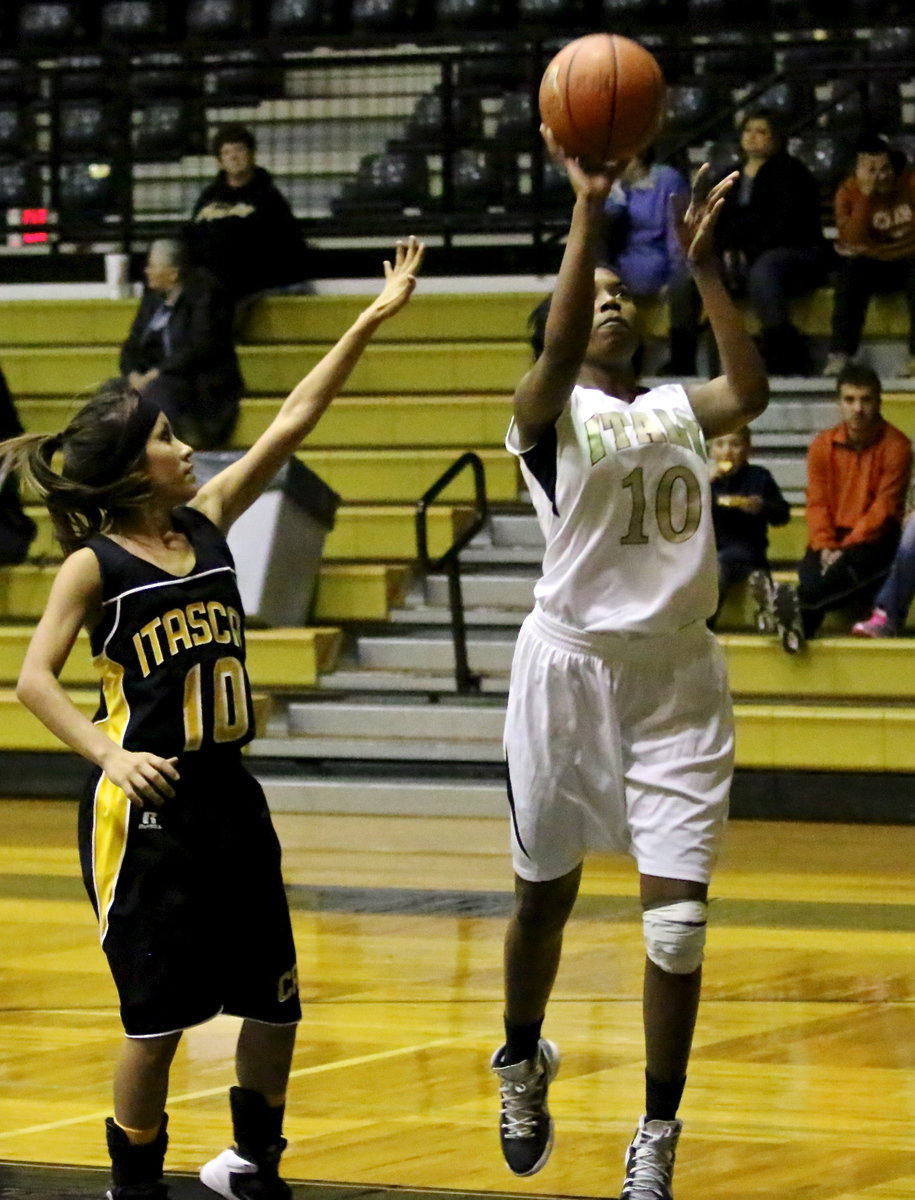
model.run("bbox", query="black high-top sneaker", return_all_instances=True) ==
[773,580,806,654]
[490,1039,560,1176]
[105,1114,169,1199]
[199,1087,292,1199]
[619,1116,681,1200]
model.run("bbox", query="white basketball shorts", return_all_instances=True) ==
[503,607,734,884]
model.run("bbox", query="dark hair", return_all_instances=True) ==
[740,108,785,149]
[854,134,890,158]
[212,122,256,157]
[0,381,154,555]
[526,289,644,375]
[836,360,881,399]
[528,295,552,360]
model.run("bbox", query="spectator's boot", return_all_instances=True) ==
[747,569,777,634]
[822,351,851,378]
[105,1115,169,1199]
[660,328,698,377]
[774,582,806,654]
[762,323,811,376]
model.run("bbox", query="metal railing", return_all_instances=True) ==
[415,451,488,695]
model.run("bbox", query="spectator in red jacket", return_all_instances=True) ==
[823,136,915,377]
[763,363,912,651]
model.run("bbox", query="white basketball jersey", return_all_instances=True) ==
[507,382,718,635]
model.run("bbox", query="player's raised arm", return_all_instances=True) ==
[192,236,424,532]
[513,128,624,448]
[680,165,770,437]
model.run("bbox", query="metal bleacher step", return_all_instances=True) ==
[256,772,505,816]
[253,697,506,763]
[388,606,526,627]
[314,668,507,694]
[350,630,517,676]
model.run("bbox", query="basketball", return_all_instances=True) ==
[538,33,666,163]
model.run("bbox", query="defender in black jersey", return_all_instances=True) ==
[4,237,423,1200]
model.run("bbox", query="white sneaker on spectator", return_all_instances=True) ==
[822,352,851,378]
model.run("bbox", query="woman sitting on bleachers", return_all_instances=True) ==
[713,108,832,376]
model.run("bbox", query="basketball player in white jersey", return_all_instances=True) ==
[491,129,769,1200]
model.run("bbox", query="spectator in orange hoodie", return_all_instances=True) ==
[764,363,912,651]
[823,137,915,377]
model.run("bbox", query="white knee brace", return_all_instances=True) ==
[643,899,708,975]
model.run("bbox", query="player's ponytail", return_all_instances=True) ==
[0,381,155,555]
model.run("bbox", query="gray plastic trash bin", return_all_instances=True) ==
[193,451,340,627]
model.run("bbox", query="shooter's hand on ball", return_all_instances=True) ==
[675,164,738,271]
[541,124,626,203]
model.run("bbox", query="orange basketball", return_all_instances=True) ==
[538,33,666,163]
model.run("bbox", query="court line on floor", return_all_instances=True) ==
[0,1036,458,1140]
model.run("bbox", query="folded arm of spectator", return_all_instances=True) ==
[834,180,876,252]
[762,472,791,526]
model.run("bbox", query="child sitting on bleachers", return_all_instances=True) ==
[708,426,790,628]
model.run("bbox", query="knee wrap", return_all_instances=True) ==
[643,900,708,975]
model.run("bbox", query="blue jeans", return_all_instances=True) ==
[874,515,915,628]
[748,245,832,328]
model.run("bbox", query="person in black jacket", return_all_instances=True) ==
[708,426,791,627]
[120,239,244,450]
[186,123,310,308]
[714,109,832,375]
[0,367,36,565]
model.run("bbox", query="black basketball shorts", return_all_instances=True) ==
[79,752,301,1038]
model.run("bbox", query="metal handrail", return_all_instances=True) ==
[415,451,488,694]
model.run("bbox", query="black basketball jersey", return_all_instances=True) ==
[85,505,255,757]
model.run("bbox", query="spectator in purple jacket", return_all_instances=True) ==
[603,150,698,373]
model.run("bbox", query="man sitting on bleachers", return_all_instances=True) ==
[119,239,243,450]
[766,362,912,651]
[823,136,915,378]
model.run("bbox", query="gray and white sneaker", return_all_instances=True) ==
[491,1038,560,1176]
[747,569,777,634]
[620,1116,682,1200]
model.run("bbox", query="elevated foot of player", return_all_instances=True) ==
[491,1038,560,1176]
[619,1116,681,1200]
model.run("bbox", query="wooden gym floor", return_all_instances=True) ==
[2,798,915,1200]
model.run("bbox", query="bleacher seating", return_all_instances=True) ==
[0,6,902,268]
[2,290,915,771]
